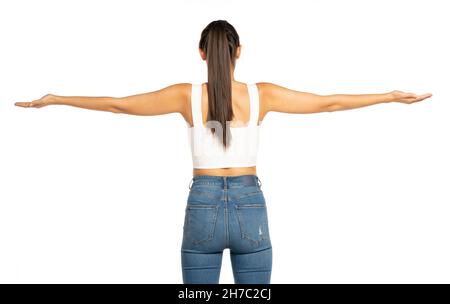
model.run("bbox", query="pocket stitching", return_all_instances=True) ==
[188,189,217,199]
[236,204,265,209]
[234,190,263,200]
[234,204,269,245]
[187,204,217,209]
[186,205,219,245]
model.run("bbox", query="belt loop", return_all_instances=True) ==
[256,176,262,188]
[188,177,193,190]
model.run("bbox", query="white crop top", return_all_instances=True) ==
[187,83,260,169]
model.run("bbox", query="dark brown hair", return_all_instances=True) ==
[199,20,240,148]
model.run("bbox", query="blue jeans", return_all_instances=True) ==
[181,174,272,284]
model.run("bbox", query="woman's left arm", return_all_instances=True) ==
[14,83,191,116]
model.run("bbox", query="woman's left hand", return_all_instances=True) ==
[14,94,55,108]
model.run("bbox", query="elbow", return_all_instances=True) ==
[110,98,124,114]
[325,102,342,112]
[323,95,343,112]
[319,95,342,112]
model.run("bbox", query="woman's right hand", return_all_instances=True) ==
[390,90,433,104]
[14,94,55,108]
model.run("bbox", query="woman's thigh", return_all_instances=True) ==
[181,183,226,283]
[228,186,273,283]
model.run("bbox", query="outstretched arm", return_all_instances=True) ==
[258,82,432,115]
[14,83,191,116]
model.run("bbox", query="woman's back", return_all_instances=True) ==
[187,82,261,128]
[187,82,261,173]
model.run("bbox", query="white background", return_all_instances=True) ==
[1,0,449,283]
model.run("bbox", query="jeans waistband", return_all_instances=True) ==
[188,174,262,189]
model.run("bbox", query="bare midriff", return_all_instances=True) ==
[193,166,257,177]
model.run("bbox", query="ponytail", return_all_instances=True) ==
[199,20,240,148]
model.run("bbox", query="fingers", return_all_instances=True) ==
[416,94,432,102]
[14,102,34,107]
[417,93,432,99]
[395,91,432,104]
[410,93,432,103]
[14,99,41,108]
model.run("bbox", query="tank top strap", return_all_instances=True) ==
[248,83,260,126]
[191,83,204,128]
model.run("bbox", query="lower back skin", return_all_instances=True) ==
[193,166,256,177]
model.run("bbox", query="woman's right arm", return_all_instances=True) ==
[258,82,432,117]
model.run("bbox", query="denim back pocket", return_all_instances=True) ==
[183,204,219,245]
[235,203,270,246]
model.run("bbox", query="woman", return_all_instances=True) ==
[15,20,432,284]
